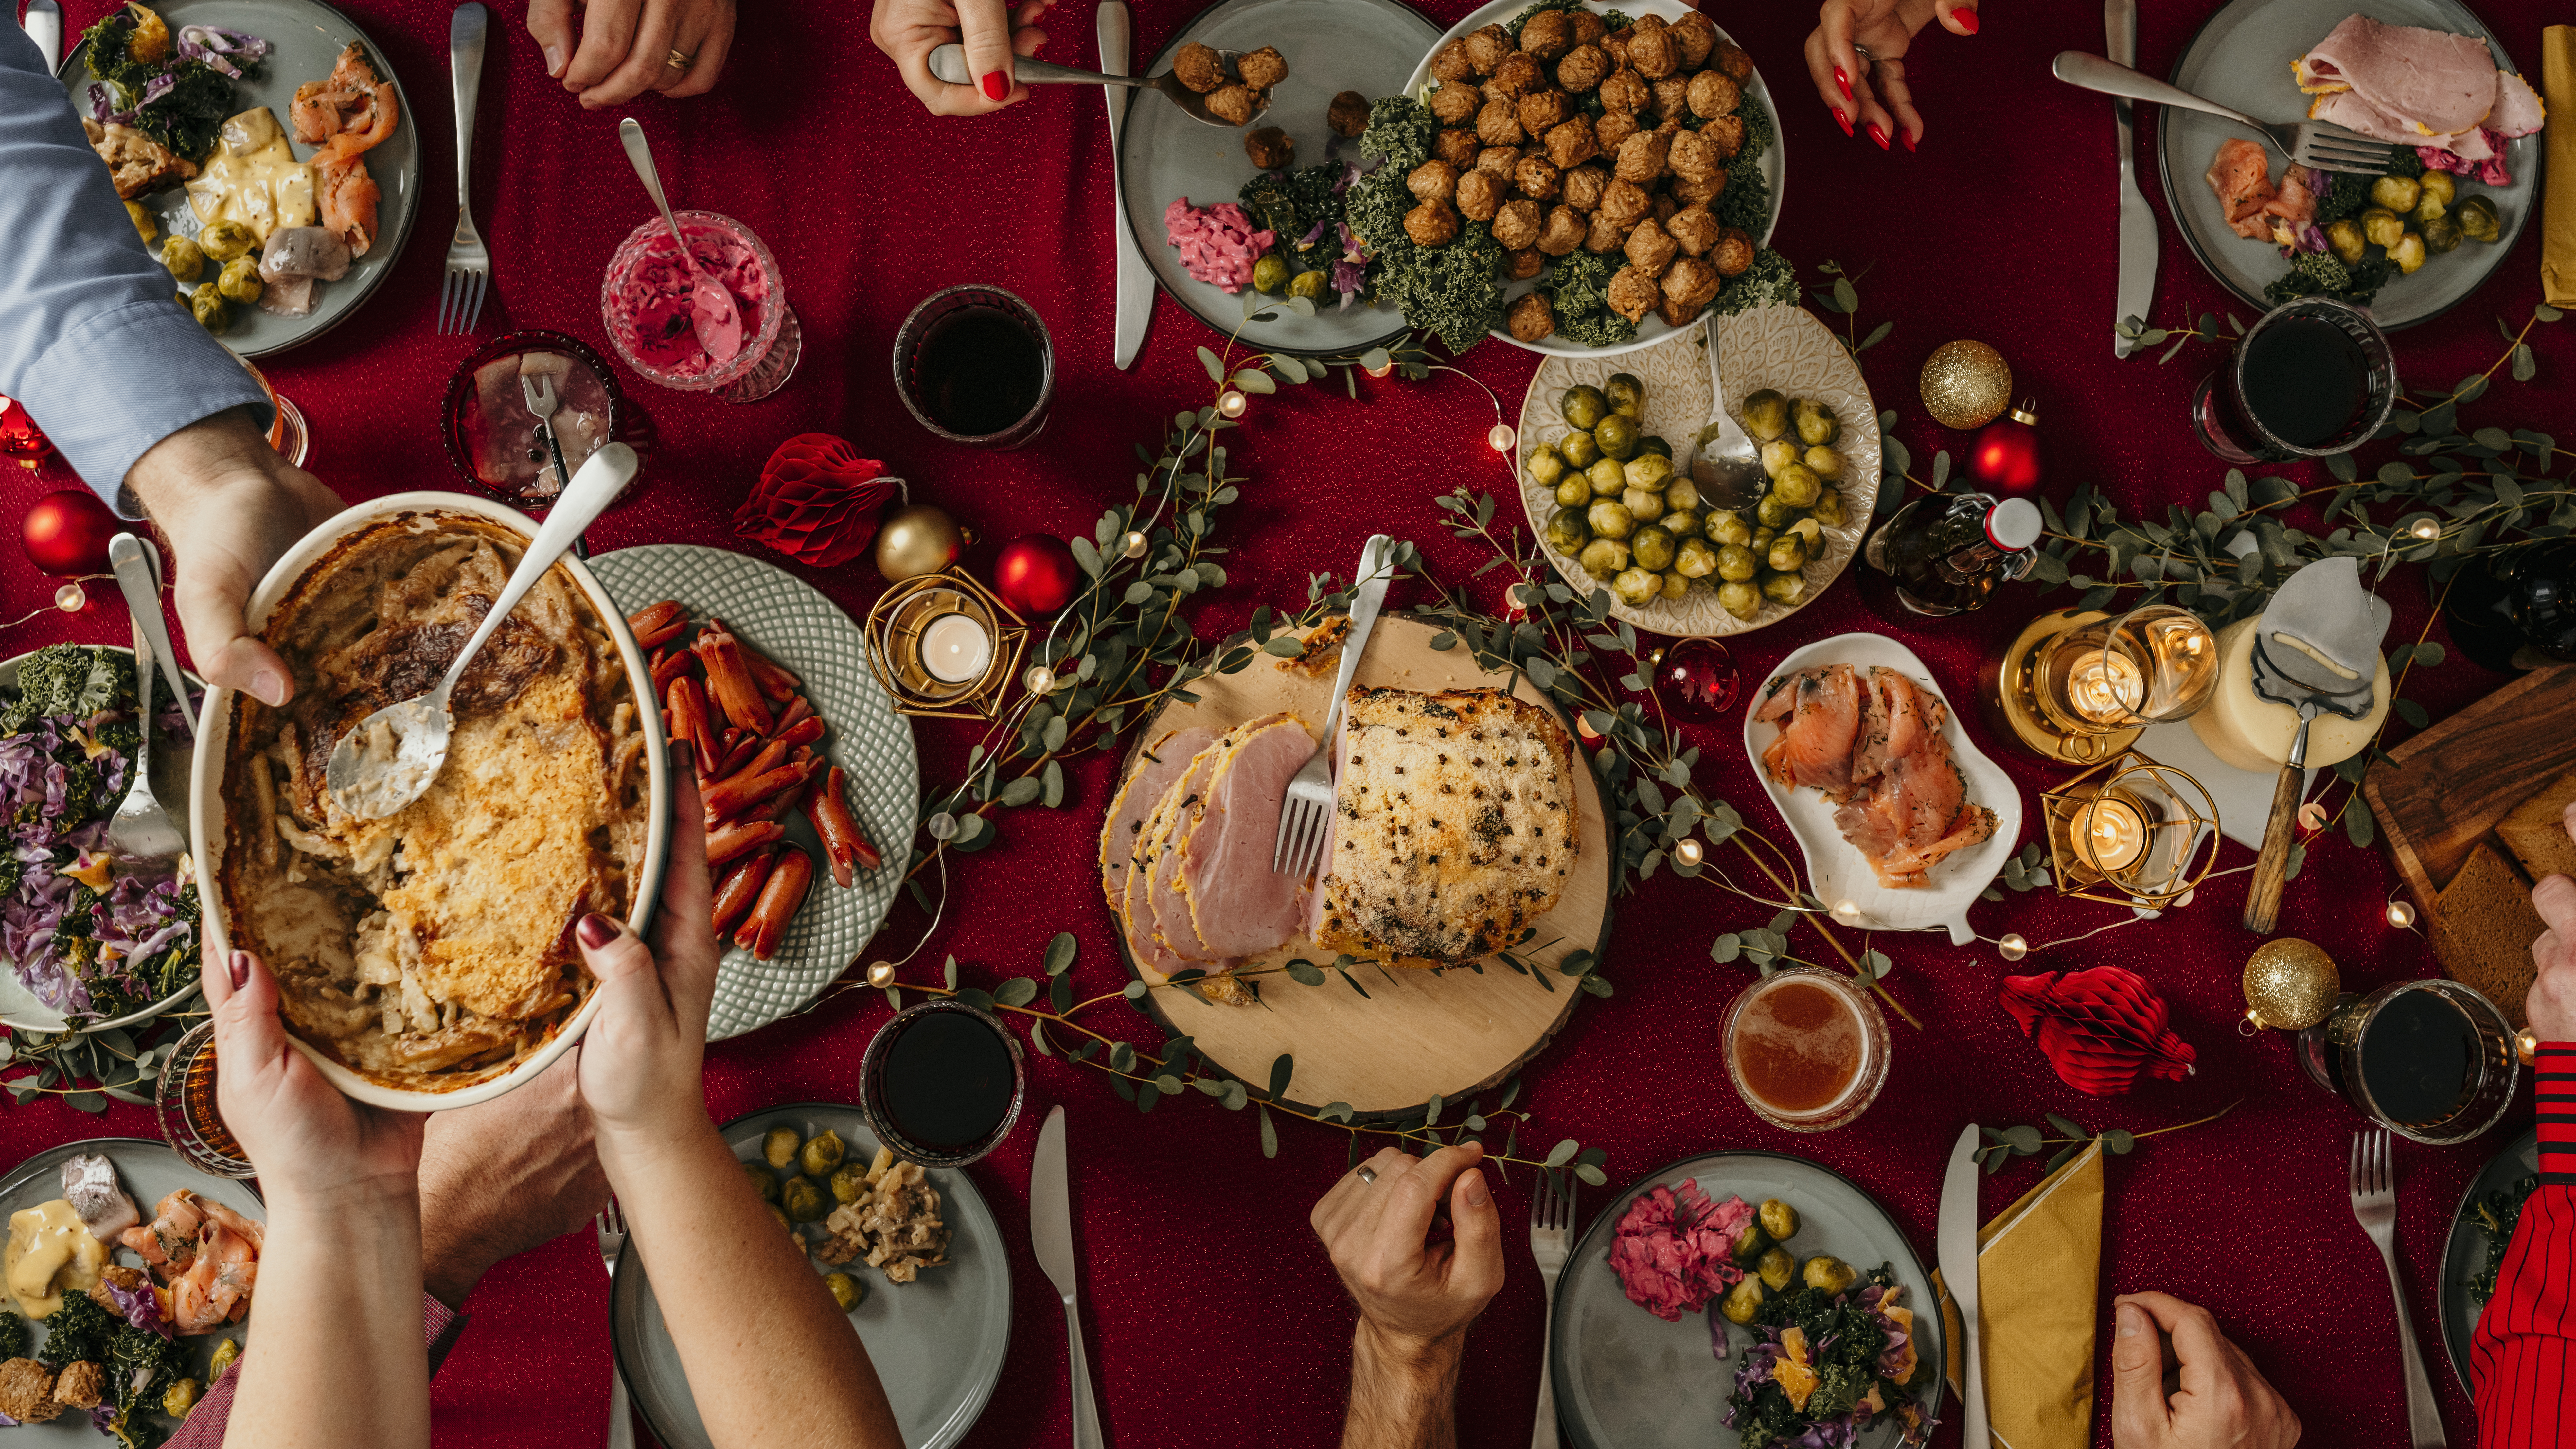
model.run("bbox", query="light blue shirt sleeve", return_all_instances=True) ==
[0,22,271,516]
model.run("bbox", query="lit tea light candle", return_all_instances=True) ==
[920,612,992,684]
[2083,794,2149,875]
[2064,649,2145,725]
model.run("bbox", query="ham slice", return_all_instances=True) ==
[2298,15,2497,136]
[1142,751,1228,962]
[1099,725,1217,909]
[1176,716,1315,958]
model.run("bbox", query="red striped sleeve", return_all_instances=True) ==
[2473,1043,2576,1448]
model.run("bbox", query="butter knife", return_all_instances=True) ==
[1032,1106,1105,1449]
[2108,0,2156,356]
[1939,1125,1989,1449]
[1100,1,1152,370]
[24,0,62,73]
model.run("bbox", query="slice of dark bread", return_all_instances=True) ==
[2497,766,2576,884]
[2432,842,2543,1029]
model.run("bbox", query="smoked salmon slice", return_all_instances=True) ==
[1760,664,1996,889]
[2204,137,2278,241]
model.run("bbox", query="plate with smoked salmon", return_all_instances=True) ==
[1745,634,2019,946]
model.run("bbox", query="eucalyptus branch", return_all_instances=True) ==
[1976,1100,2241,1177]
[2115,309,2245,363]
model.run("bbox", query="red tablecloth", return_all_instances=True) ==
[6,0,2567,1443]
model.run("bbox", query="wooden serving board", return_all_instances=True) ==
[1112,614,1613,1116]
[2364,663,2576,906]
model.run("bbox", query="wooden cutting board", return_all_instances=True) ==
[2363,663,2576,907]
[1109,614,1612,1116]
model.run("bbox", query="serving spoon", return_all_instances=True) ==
[617,117,743,364]
[926,44,1268,127]
[323,443,639,821]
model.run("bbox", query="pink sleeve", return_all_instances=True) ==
[164,1295,465,1448]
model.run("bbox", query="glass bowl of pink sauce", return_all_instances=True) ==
[598,211,800,402]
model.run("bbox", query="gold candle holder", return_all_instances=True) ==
[1983,605,2220,763]
[864,568,1029,719]
[2039,751,2221,909]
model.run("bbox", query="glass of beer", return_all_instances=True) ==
[858,999,1027,1168]
[2297,979,2519,1145]
[1722,967,1891,1132]
[153,1020,256,1179]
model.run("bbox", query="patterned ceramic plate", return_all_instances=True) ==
[1516,304,1881,638]
[585,547,918,1041]
[2437,1125,2537,1393]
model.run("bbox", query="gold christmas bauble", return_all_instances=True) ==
[876,504,964,581]
[2243,938,2339,1030]
[1920,340,2013,430]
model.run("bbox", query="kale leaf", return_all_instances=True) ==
[37,1289,118,1371]
[129,61,234,163]
[0,1310,26,1361]
[1239,163,1349,269]
[1544,251,1637,349]
[2,645,133,734]
[1348,97,1503,352]
[2311,170,2373,226]
[1734,92,1777,169]
[2261,248,2395,307]
[1712,248,1798,318]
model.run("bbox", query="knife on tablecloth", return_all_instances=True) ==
[2108,0,2156,356]
[1939,1124,1990,1449]
[1101,1,1153,370]
[1033,1106,1106,1449]
[23,0,62,72]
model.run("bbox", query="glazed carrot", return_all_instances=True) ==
[694,620,775,735]
[667,677,719,776]
[650,645,694,693]
[734,848,814,960]
[771,695,816,738]
[744,646,802,705]
[772,714,825,750]
[704,761,811,822]
[710,849,774,937]
[805,766,880,886]
[704,818,785,868]
[628,600,687,651]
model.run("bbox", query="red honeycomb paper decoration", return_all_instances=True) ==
[1998,965,2196,1097]
[734,433,903,568]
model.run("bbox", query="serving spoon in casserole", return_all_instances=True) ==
[323,443,639,821]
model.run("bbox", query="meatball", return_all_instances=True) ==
[1699,113,1747,160]
[1598,177,1651,228]
[1569,11,1607,45]
[1713,40,1755,83]
[1508,291,1557,342]
[1597,68,1649,114]
[1652,193,1678,225]
[1477,98,1525,146]
[1246,126,1294,169]
[1490,198,1544,250]
[1515,154,1562,201]
[1669,128,1725,184]
[1494,52,1544,96]
[1431,80,1482,125]
[1477,145,1521,176]
[1537,204,1587,256]
[1236,45,1288,90]
[1600,26,1632,67]
[1455,169,1506,221]
[1623,216,1677,277]
[1555,43,1608,92]
[1651,76,1692,121]
[1713,226,1756,275]
[1518,89,1569,135]
[1614,130,1670,183]
[1667,203,1721,256]
[1542,117,1598,169]
[1671,12,1718,69]
[1595,108,1640,152]
[1561,163,1609,212]
[1668,172,1723,206]
[1688,70,1741,119]
[1174,42,1228,92]
[1659,255,1721,325]
[1435,127,1481,167]
[1607,264,1661,321]
[1408,158,1458,205]
[1584,210,1629,253]
[1430,38,1473,82]
[1329,89,1372,136]
[1504,247,1546,281]
[1207,84,1256,125]
[1405,201,1461,246]
[1519,10,1573,61]
[1627,15,1680,78]
[1463,23,1511,74]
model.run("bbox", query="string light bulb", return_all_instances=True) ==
[1364,359,1394,379]
[2386,898,2417,928]
[1487,423,1517,453]
[1998,932,2029,962]
[1673,838,1703,868]
[1830,899,1865,926]
[865,961,897,988]
[52,582,84,613]
[2409,517,2442,540]
[1217,389,1248,418]
[1023,664,1056,695]
[1121,530,1148,559]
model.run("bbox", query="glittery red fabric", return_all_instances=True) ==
[6,2,2566,1445]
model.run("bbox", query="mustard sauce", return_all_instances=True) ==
[185,107,315,243]
[4,1199,107,1319]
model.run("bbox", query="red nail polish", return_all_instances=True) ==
[1832,107,1853,137]
[1955,8,1979,33]
[228,951,251,990]
[1869,121,1890,150]
[980,70,1008,101]
[577,913,620,949]
[1900,129,1917,152]
[1834,66,1851,100]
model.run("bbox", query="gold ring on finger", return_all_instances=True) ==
[1356,1165,1378,1185]
[667,48,696,71]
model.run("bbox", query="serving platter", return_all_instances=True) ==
[1111,613,1611,1115]
[1744,633,2020,945]
[2436,1124,2537,1393]
[1549,1149,1945,1449]
[1517,305,1881,639]
[587,545,919,1042]
[610,1103,1010,1449]
[60,0,423,358]
[2155,0,2537,331]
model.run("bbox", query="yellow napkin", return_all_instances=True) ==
[2546,27,2576,308]
[1929,1138,2107,1449]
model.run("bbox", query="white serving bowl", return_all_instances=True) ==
[188,492,670,1112]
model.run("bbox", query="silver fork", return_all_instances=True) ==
[1528,1173,1574,1449]
[103,536,185,866]
[2349,1129,2447,1449]
[437,4,492,334]
[1273,534,1395,877]
[2053,52,2399,171]
[519,371,575,501]
[596,1199,635,1449]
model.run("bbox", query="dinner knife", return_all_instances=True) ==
[2107,0,2156,357]
[1939,1124,1989,1449]
[1032,1106,1105,1449]
[23,0,61,73]
[1100,1,1152,370]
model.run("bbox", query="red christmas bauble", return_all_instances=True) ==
[1654,639,1740,722]
[1967,399,2044,494]
[993,533,1082,616]
[1998,965,2195,1097]
[0,396,52,470]
[23,489,119,576]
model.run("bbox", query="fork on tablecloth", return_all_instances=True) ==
[596,1199,635,1449]
[438,4,493,334]
[2349,1129,2447,1449]
[1528,1173,1574,1449]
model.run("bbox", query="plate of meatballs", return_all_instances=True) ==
[1403,0,1785,356]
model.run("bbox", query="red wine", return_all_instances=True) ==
[2236,316,2371,450]
[2359,990,2478,1127]
[913,307,1044,438]
[879,1010,1018,1151]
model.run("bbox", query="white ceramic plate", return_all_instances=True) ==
[2437,1125,2537,1394]
[1518,304,1880,638]
[586,546,919,1042]
[1116,0,1440,357]
[1744,633,2019,945]
[2156,0,2536,331]
[59,0,421,358]
[0,1138,262,1446]
[611,1104,1011,1449]
[1550,1150,1945,1449]
[191,493,670,1111]
[1403,0,1786,358]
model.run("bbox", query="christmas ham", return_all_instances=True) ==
[1102,725,1219,982]
[1175,716,1315,958]
[2292,14,2545,170]
[1756,665,1995,889]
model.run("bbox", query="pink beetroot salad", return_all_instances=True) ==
[1606,1180,1753,1322]
[1163,198,1273,294]
[604,221,772,379]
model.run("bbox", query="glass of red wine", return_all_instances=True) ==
[859,999,1028,1168]
[892,286,1056,450]
[2296,978,2519,1145]
[2190,297,2398,464]
[153,1021,257,1180]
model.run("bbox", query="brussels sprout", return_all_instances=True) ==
[1792,399,1840,447]
[1611,567,1660,606]
[1630,525,1676,572]
[830,1162,872,1204]
[2459,195,2501,242]
[782,1175,831,1223]
[1555,476,1592,509]
[1758,1198,1800,1242]
[217,256,262,304]
[1288,268,1328,300]
[1720,1275,1768,1324]
[1587,499,1636,540]
[124,201,156,242]
[763,1127,804,1169]
[1560,429,1602,468]
[1715,543,1758,582]
[1801,1255,1857,1293]
[1588,456,1628,496]
[2361,206,2405,248]
[1755,492,1800,530]
[1545,508,1591,554]
[1622,486,1666,524]
[199,220,256,261]
[1661,476,1702,514]
[190,283,228,333]
[1707,512,1753,547]
[2371,174,2421,213]
[1759,439,1801,478]
[2424,215,2462,253]
[2391,231,2428,274]
[1729,1220,1768,1265]
[823,1271,866,1311]
[1761,571,1807,605]
[1635,434,1672,459]
[1526,444,1568,488]
[1739,388,1789,441]
[1661,508,1702,539]
[2325,218,2367,264]
[207,1340,240,1382]
[163,1377,201,1416]
[1751,526,1776,553]
[1785,516,1824,549]
[1756,1245,1796,1292]
[1578,538,1630,581]
[1674,536,1718,578]
[1603,372,1645,418]
[745,1161,782,1202]
[1623,453,1672,490]
[767,1202,794,1234]
[1802,446,1845,482]
[1594,414,1640,461]
[1252,255,1289,294]
[1659,569,1690,601]
[2418,172,2456,209]
[1767,533,1809,573]
[1718,580,1762,620]
[162,236,205,284]
[2415,191,2447,224]
[1560,384,1609,430]
[1769,462,1821,509]
[801,1129,847,1178]
[1810,487,1847,528]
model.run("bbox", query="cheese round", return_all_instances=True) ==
[2187,616,2390,772]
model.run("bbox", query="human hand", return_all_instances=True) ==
[2525,804,2576,1042]
[1803,0,1977,151]
[526,0,736,106]
[575,751,722,1163]
[1310,1143,1505,1354]
[417,1052,609,1309]
[2111,1292,2302,1449]
[123,408,342,710]
[205,948,426,1210]
[869,0,1051,117]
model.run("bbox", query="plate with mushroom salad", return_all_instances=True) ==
[609,1104,1012,1449]
[1516,305,1880,638]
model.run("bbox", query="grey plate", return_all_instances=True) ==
[610,1104,1011,1449]
[2156,0,2536,331]
[1117,0,1440,358]
[583,547,919,1042]
[0,1137,262,1445]
[2436,1124,2538,1393]
[1551,1151,1946,1449]
[60,0,422,358]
